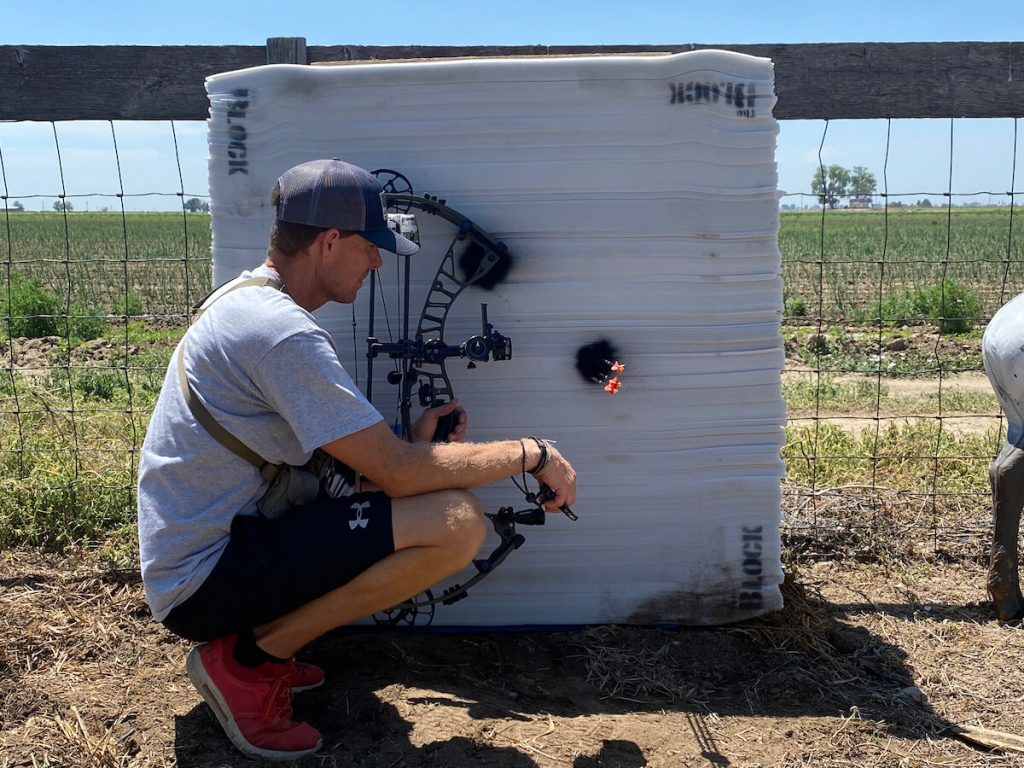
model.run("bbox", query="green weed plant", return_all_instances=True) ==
[2,270,111,341]
[874,278,983,333]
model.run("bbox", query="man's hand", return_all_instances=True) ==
[411,399,468,443]
[533,443,577,514]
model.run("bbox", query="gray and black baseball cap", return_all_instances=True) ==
[274,159,419,256]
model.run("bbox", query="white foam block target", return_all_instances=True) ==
[205,50,785,627]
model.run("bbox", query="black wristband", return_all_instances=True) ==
[526,436,548,475]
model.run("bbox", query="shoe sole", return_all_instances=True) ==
[292,679,324,694]
[291,665,324,694]
[186,647,322,762]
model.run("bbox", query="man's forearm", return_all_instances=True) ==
[322,421,544,498]
[387,439,545,498]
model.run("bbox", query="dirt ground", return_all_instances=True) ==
[3,548,1024,768]
[4,329,1021,766]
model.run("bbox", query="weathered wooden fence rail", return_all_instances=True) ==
[1,40,1022,121]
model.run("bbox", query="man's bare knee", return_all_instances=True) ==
[392,489,487,559]
[438,489,487,561]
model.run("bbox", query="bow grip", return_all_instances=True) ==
[431,410,458,443]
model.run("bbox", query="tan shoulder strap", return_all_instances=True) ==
[191,276,283,324]
[177,275,285,480]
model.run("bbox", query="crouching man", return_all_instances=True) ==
[137,159,576,760]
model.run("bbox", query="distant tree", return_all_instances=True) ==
[810,164,851,209]
[849,166,878,198]
[917,198,933,208]
[9,200,25,212]
[52,200,74,213]
[184,198,210,213]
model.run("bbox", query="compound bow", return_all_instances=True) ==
[365,170,575,626]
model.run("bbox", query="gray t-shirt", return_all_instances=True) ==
[137,266,383,621]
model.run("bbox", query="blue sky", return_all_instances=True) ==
[1,1,1021,210]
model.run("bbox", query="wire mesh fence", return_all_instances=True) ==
[1,120,211,550]
[781,118,1020,561]
[0,116,1020,558]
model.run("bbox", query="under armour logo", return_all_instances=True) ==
[349,502,370,530]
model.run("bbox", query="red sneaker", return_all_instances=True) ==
[288,659,325,692]
[186,635,322,761]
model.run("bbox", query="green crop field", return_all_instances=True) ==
[4,207,1022,327]
[781,207,1024,323]
[1,211,212,321]
[1,208,1021,553]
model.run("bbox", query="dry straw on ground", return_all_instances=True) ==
[4,534,1024,767]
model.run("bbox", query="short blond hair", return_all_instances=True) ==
[269,181,333,256]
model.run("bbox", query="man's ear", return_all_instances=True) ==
[315,228,342,257]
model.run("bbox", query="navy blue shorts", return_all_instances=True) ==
[162,491,394,642]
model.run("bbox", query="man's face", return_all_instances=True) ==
[324,231,382,304]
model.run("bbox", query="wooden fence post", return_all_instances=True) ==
[266,37,308,65]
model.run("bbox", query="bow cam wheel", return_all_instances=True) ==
[371,589,436,627]
[371,168,414,212]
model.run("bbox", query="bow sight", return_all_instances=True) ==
[368,303,510,380]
